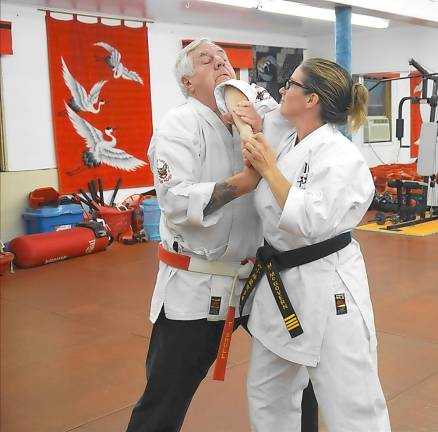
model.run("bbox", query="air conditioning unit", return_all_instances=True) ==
[364,116,391,143]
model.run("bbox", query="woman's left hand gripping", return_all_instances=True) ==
[243,133,277,178]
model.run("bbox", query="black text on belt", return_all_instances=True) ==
[240,232,352,338]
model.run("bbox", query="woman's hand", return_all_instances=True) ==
[243,133,278,178]
[233,101,262,133]
[242,153,252,168]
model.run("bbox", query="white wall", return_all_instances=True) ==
[8,2,434,174]
[307,24,438,167]
[148,21,307,127]
[1,2,55,171]
[0,1,307,240]
[307,24,438,74]
[0,2,307,173]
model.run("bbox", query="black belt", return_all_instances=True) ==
[239,232,352,338]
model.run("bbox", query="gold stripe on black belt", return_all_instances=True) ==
[239,232,352,339]
[240,250,304,338]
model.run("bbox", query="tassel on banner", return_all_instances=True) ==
[0,21,13,55]
[39,7,153,24]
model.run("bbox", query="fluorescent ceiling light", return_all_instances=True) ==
[200,1,389,28]
[317,0,438,23]
[198,0,258,8]
[258,1,389,28]
[351,13,388,28]
[259,1,333,20]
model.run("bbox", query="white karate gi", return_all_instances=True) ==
[246,122,391,432]
[148,89,276,323]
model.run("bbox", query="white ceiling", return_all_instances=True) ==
[8,0,436,37]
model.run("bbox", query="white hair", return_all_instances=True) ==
[175,38,213,97]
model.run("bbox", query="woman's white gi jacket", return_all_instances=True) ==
[248,114,377,366]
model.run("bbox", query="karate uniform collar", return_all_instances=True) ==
[294,123,334,149]
[187,96,230,135]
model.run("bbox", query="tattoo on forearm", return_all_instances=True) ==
[204,182,238,217]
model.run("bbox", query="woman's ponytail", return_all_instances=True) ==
[348,82,368,131]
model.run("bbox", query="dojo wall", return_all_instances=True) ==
[0,2,306,241]
[0,2,307,173]
[306,25,438,167]
[1,2,438,241]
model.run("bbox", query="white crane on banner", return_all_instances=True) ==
[65,102,147,175]
[94,42,144,84]
[61,57,108,113]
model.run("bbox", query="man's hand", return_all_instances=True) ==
[221,112,234,126]
[238,163,262,193]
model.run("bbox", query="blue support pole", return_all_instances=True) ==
[335,5,352,73]
[335,6,352,137]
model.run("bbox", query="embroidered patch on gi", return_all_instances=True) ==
[335,293,348,315]
[157,159,172,183]
[209,296,222,316]
[254,86,271,102]
[297,162,309,189]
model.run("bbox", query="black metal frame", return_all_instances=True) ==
[369,59,438,230]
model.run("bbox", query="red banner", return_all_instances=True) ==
[182,40,254,69]
[0,21,13,55]
[46,14,153,193]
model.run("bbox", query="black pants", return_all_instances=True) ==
[126,309,318,432]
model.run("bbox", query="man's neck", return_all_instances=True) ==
[192,94,218,114]
[191,94,231,129]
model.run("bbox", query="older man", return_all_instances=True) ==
[126,39,316,432]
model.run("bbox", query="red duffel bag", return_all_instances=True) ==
[9,222,111,268]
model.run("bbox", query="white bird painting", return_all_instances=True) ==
[61,57,108,113]
[65,102,147,173]
[94,42,144,84]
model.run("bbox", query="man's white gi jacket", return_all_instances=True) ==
[148,91,275,322]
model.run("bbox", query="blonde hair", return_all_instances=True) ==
[300,58,368,131]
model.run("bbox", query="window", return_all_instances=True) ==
[355,74,394,143]
[364,77,392,119]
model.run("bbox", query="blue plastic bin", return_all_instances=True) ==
[142,198,161,241]
[23,204,84,234]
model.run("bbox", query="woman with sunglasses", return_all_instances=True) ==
[237,58,391,431]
